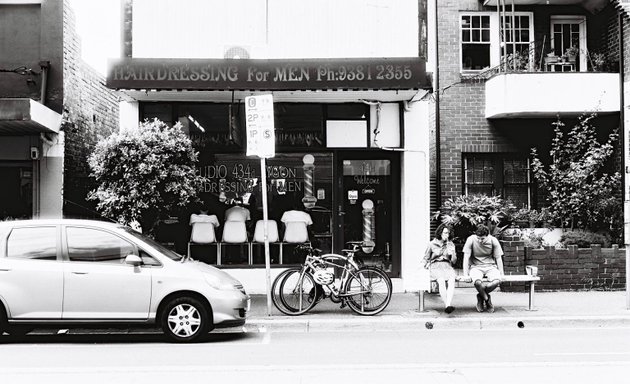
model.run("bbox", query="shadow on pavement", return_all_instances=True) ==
[0,331,252,344]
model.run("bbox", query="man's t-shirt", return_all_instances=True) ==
[281,210,313,243]
[225,206,251,222]
[463,234,502,267]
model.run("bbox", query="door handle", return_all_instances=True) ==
[0,268,11,272]
[71,271,88,275]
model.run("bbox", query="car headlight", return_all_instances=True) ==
[204,274,244,292]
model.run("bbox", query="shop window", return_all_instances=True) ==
[141,103,173,125]
[464,154,532,208]
[192,152,333,267]
[275,104,325,149]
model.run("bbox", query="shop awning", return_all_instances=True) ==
[118,89,425,103]
[0,98,61,135]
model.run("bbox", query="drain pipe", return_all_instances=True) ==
[620,14,629,311]
[434,0,441,208]
[38,61,49,105]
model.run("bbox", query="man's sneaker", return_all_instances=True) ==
[476,294,485,312]
[485,295,495,313]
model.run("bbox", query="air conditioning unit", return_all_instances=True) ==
[223,46,251,59]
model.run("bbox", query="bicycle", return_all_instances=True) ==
[271,242,392,316]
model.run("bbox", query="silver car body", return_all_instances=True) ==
[0,219,249,329]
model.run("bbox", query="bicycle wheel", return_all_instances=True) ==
[271,268,302,315]
[278,269,319,315]
[343,266,392,315]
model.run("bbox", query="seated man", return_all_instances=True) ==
[462,224,505,313]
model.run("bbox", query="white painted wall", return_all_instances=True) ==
[132,0,419,59]
[400,99,431,292]
[39,132,64,219]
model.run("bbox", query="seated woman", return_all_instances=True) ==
[422,224,458,314]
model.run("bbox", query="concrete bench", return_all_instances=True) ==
[418,274,541,312]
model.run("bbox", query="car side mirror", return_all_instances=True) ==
[125,254,143,266]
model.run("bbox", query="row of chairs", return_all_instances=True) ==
[188,219,309,265]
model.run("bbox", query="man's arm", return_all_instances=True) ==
[492,237,505,275]
[496,254,505,275]
[462,236,472,276]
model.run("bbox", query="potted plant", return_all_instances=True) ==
[564,46,579,62]
[545,51,559,63]
[591,52,606,72]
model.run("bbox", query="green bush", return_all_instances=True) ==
[531,114,622,241]
[88,119,203,235]
[560,230,611,248]
[433,194,518,242]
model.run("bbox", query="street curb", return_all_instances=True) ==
[241,314,630,332]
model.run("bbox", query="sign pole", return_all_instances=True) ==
[245,94,275,317]
[260,157,272,316]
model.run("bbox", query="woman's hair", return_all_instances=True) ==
[434,223,452,240]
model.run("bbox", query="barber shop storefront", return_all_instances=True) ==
[108,58,431,291]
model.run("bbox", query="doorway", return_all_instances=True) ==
[334,152,400,276]
[550,15,587,71]
[0,163,33,220]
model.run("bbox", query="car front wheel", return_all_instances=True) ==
[161,297,210,343]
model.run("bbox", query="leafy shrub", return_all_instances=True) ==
[88,119,203,235]
[433,194,518,242]
[531,114,622,241]
[560,230,611,248]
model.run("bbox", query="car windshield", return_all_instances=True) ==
[122,227,184,261]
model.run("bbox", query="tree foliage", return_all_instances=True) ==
[433,194,518,241]
[530,115,621,236]
[88,119,202,234]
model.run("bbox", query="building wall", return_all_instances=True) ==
[435,1,622,204]
[62,0,120,218]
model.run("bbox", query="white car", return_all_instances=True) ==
[0,219,249,342]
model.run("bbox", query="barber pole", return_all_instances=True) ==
[362,199,375,253]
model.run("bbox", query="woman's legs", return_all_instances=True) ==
[436,278,448,307]
[445,276,455,307]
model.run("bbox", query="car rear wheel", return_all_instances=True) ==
[160,296,210,343]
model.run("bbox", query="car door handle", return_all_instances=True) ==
[0,268,11,272]
[71,271,88,275]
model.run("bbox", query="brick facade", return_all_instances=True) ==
[435,1,622,205]
[62,0,119,218]
[500,236,626,291]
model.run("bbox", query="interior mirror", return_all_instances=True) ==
[125,254,143,266]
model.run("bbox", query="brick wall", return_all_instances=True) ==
[62,0,119,218]
[500,236,626,291]
[435,1,623,206]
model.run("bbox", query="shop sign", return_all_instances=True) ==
[107,58,428,90]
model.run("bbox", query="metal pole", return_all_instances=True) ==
[620,14,630,311]
[510,0,517,71]
[260,157,272,316]
[500,0,507,72]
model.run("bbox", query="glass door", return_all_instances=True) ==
[550,16,587,72]
[335,153,400,275]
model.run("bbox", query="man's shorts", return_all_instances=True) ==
[469,265,501,282]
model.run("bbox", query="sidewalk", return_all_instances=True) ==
[243,288,630,332]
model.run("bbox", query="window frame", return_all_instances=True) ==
[4,225,60,261]
[63,225,138,265]
[459,11,534,74]
[463,153,533,208]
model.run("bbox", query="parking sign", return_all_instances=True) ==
[245,94,275,158]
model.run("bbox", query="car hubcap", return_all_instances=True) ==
[167,304,201,337]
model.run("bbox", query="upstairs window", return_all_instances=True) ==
[460,12,533,73]
[461,15,491,71]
